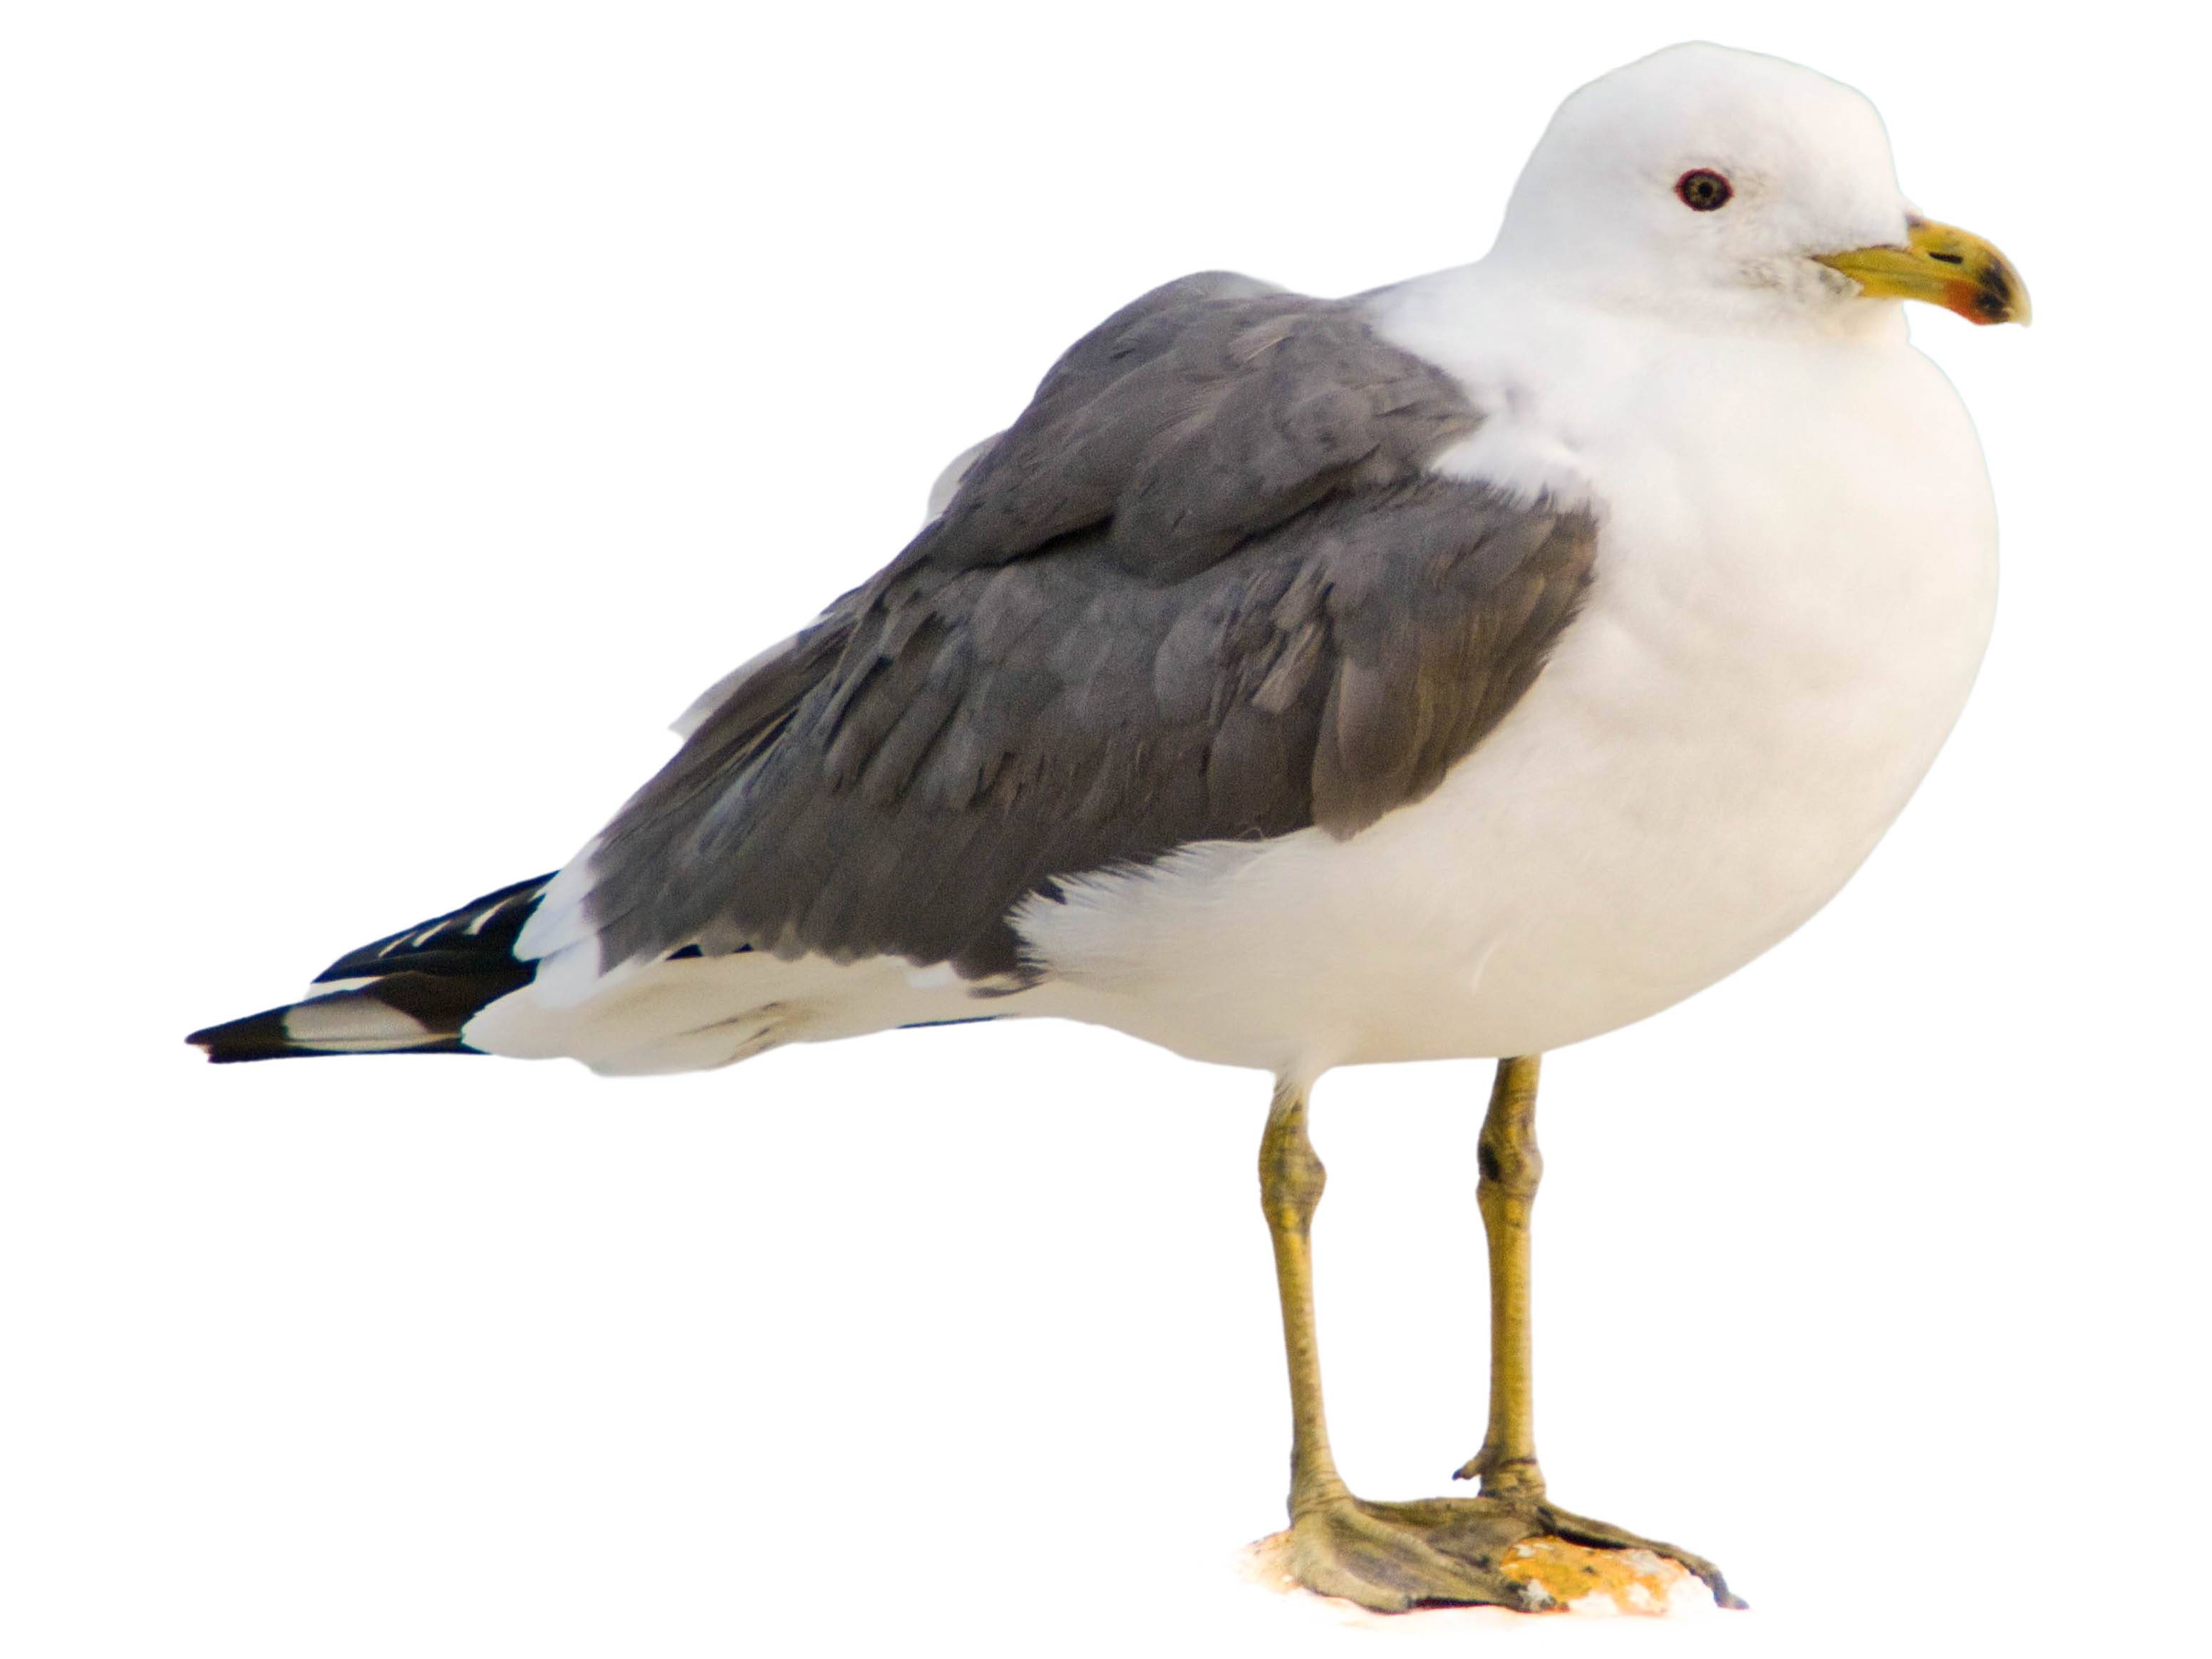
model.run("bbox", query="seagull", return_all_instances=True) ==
[191,42,2027,1614]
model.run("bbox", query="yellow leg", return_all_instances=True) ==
[1259,1078,1527,1611]
[1457,1055,1546,1497]
[1251,1063,1747,1614]
[1258,1079,1350,1514]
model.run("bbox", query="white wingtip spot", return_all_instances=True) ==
[296,976,380,1001]
[463,894,514,935]
[283,993,433,1048]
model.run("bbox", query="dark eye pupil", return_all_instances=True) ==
[1675,169,1732,211]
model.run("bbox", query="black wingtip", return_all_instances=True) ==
[186,1006,308,1063]
[186,1009,483,1063]
[192,872,556,1068]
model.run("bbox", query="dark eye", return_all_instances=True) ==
[1675,169,1733,212]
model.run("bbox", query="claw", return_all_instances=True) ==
[1452,1432,1500,1482]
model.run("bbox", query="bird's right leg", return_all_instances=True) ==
[1259,1078,1538,1612]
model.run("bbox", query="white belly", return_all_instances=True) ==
[1016,331,1997,1075]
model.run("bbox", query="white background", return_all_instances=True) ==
[4,3,2207,1655]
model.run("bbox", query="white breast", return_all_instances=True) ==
[1016,289,1997,1077]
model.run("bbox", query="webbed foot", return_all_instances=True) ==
[1281,1490,1744,1614]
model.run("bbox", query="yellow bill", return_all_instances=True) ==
[1817,217,2030,326]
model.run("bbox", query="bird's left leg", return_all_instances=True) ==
[1447,1055,1747,1608]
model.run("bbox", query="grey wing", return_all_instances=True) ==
[666,432,998,742]
[569,272,1597,982]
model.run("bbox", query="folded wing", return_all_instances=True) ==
[539,272,1598,985]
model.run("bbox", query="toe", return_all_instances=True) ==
[1537,1502,1747,1609]
[1291,1502,1536,1613]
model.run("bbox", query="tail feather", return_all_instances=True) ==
[188,874,554,1063]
